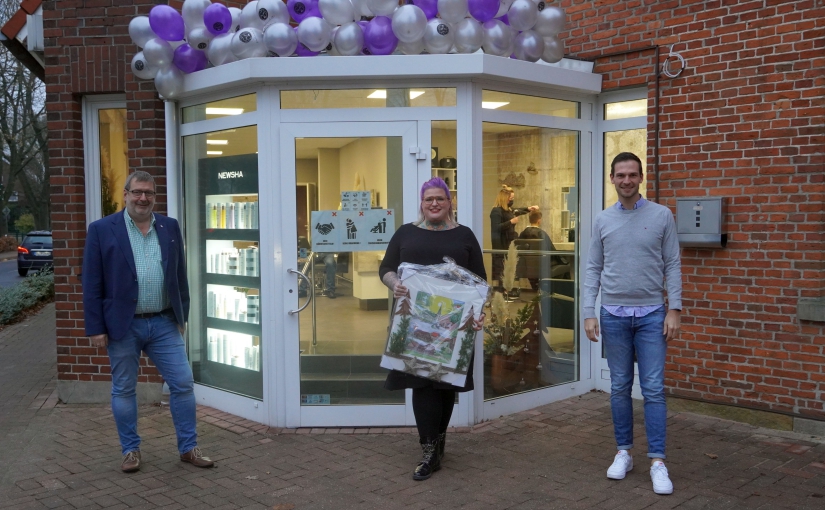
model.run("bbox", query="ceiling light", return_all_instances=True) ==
[207,151,223,155]
[409,90,425,99]
[482,101,510,109]
[206,139,228,145]
[205,107,244,115]
[368,90,427,99]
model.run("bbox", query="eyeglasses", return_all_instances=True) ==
[126,189,156,198]
[423,196,448,204]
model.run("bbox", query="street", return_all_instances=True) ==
[0,258,23,288]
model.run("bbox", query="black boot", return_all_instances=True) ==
[412,437,441,481]
[438,432,446,462]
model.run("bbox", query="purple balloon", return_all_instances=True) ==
[287,0,322,23]
[363,16,397,55]
[203,3,232,36]
[410,0,438,19]
[497,14,509,25]
[468,0,500,23]
[173,44,208,73]
[149,5,185,42]
[295,44,319,56]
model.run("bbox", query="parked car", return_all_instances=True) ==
[17,230,52,276]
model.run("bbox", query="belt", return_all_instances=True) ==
[134,308,172,319]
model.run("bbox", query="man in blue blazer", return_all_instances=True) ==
[83,171,214,473]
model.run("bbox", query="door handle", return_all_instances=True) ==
[287,268,313,315]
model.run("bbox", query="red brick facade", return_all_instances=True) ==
[45,1,825,419]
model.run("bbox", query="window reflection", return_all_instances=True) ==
[280,88,456,109]
[98,108,128,216]
[182,94,257,123]
[482,90,579,118]
[603,129,647,209]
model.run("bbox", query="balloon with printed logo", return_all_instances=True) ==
[533,5,564,36]
[263,22,299,56]
[391,5,427,44]
[507,0,537,31]
[187,26,214,51]
[454,17,483,53]
[437,0,468,24]
[366,0,397,17]
[229,7,242,32]
[182,0,211,29]
[155,66,185,99]
[203,3,232,35]
[258,0,291,27]
[288,0,322,23]
[363,15,397,55]
[541,34,563,62]
[319,0,355,25]
[173,43,208,73]
[131,51,158,80]
[512,30,543,61]
[481,18,512,55]
[468,0,499,23]
[396,37,425,55]
[143,37,175,68]
[149,5,185,42]
[297,16,332,52]
[333,21,364,55]
[129,16,155,48]
[231,27,268,59]
[240,1,266,30]
[423,18,454,54]
[207,32,238,65]
[410,0,438,19]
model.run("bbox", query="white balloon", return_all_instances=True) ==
[423,19,454,55]
[128,17,155,48]
[182,0,211,29]
[454,18,483,53]
[396,37,425,55]
[533,5,565,36]
[495,0,515,18]
[437,0,469,24]
[508,0,538,32]
[541,34,564,63]
[187,26,214,52]
[131,51,158,80]
[258,0,291,27]
[350,0,369,20]
[208,33,238,65]
[240,1,265,30]
[333,22,364,55]
[143,38,175,68]
[263,22,299,56]
[513,30,543,61]
[481,19,512,56]
[297,17,333,52]
[155,66,185,99]
[229,7,243,32]
[366,0,397,17]
[391,5,427,44]
[320,0,356,25]
[231,27,268,59]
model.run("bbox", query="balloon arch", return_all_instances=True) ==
[130,0,567,98]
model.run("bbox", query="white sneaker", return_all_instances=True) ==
[650,461,674,495]
[606,451,633,479]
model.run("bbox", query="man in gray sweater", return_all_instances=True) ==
[583,152,682,495]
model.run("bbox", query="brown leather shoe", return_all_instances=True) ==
[180,447,214,468]
[121,451,141,473]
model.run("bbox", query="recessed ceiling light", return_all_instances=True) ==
[409,90,425,99]
[368,90,427,99]
[482,101,510,109]
[205,107,244,115]
[207,151,223,155]
[206,140,228,145]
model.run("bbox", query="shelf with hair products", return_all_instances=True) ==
[432,167,458,219]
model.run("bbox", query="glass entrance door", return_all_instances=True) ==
[280,122,423,427]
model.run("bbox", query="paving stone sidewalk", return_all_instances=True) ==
[1,306,825,509]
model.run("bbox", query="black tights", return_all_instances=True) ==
[412,387,456,439]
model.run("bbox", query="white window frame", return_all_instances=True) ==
[82,94,127,226]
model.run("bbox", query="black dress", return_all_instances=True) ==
[378,223,487,392]
[489,206,530,284]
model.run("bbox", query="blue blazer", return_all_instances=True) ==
[82,210,190,341]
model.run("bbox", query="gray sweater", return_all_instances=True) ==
[583,201,682,319]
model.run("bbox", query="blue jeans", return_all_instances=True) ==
[107,312,197,455]
[600,306,667,459]
[323,254,336,292]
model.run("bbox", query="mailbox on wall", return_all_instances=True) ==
[676,197,727,248]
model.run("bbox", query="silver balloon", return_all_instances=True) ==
[391,5,427,44]
[207,33,238,65]
[154,66,185,99]
[240,1,265,30]
[495,0,514,18]
[454,18,483,54]
[182,0,211,29]
[533,6,565,36]
[481,19,512,56]
[263,22,299,56]
[423,19,454,55]
[131,51,158,80]
[320,0,356,25]
[513,30,543,61]
[437,0,469,24]
[231,27,268,59]
[333,22,364,55]
[187,26,214,52]
[541,34,563,63]
[366,0,397,17]
[128,16,155,48]
[258,0,290,27]
[229,7,242,32]
[396,37,425,55]
[143,38,175,68]
[327,27,341,55]
[297,17,333,52]
[350,0,369,20]
[508,0,538,32]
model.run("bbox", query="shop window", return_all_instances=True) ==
[481,122,580,400]
[182,93,257,123]
[604,99,646,120]
[481,90,579,118]
[82,95,128,224]
[431,120,457,220]
[280,88,456,109]
[601,96,647,210]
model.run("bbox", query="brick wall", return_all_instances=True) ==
[560,0,825,419]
